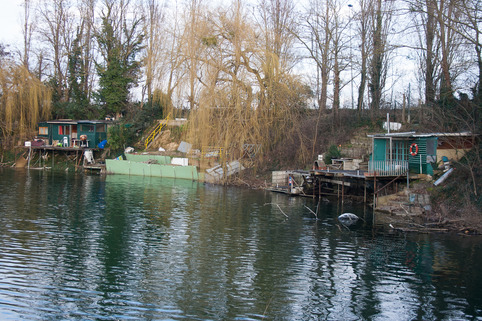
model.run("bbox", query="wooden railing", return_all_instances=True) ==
[367,160,409,176]
[144,113,171,150]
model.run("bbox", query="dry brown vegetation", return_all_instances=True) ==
[0,62,52,148]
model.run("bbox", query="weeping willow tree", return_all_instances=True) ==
[0,63,52,148]
[186,1,308,167]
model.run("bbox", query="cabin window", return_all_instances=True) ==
[59,126,63,135]
[39,127,48,135]
[96,124,106,132]
[81,124,94,132]
[386,140,409,161]
[426,138,436,155]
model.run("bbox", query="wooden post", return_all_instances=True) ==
[364,179,367,203]
[27,145,31,169]
[420,154,422,174]
[342,176,345,205]
[318,177,321,197]
[407,170,410,191]
[373,172,377,208]
[313,175,316,199]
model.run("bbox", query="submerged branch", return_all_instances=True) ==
[264,203,288,218]
[304,205,318,220]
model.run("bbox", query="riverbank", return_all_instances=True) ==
[373,177,482,235]
[2,139,480,236]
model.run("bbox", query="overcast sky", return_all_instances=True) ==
[0,0,426,107]
[0,0,23,48]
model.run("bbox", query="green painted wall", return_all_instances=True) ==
[372,136,438,175]
[373,139,387,161]
[78,123,107,147]
[408,137,437,175]
[105,160,199,181]
[125,154,171,164]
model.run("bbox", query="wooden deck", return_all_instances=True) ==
[269,168,413,202]
[29,145,98,152]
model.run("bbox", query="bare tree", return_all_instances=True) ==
[295,0,350,157]
[410,0,465,114]
[78,0,97,102]
[328,0,351,119]
[299,0,332,112]
[37,0,75,102]
[447,0,482,106]
[256,0,297,70]
[22,0,35,70]
[368,0,394,113]
[355,0,372,115]
[183,0,205,111]
[142,0,165,104]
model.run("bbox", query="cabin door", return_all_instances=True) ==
[71,125,78,139]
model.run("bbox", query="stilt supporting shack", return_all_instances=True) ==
[269,168,410,204]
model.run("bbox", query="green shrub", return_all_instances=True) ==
[325,144,342,164]
[107,123,136,152]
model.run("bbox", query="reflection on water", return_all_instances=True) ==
[0,168,481,320]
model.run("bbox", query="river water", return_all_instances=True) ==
[0,168,481,320]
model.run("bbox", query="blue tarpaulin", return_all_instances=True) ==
[98,140,107,149]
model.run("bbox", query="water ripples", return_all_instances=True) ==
[0,170,481,320]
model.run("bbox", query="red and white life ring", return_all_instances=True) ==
[409,143,418,156]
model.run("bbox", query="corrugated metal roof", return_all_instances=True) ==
[45,119,114,124]
[367,131,473,138]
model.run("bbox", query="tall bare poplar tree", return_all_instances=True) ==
[142,0,165,104]
[410,0,463,113]
[22,0,35,70]
[355,0,372,114]
[184,0,204,111]
[368,0,393,112]
[78,0,97,103]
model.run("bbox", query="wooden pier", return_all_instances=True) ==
[24,144,104,172]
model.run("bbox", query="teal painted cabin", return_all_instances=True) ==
[37,120,112,148]
[368,132,438,176]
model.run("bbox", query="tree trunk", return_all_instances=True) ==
[333,49,340,122]
[425,0,436,111]
[436,0,454,101]
[369,0,383,113]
